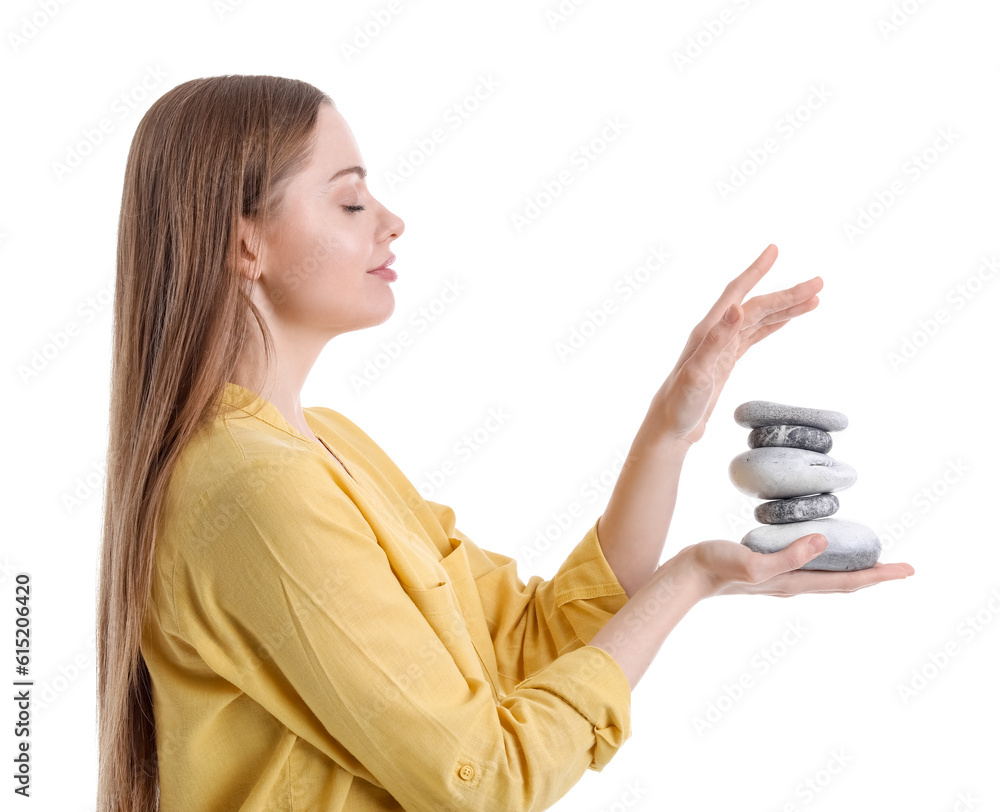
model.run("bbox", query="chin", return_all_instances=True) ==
[370,304,395,327]
[358,301,396,330]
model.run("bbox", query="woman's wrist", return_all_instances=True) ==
[590,549,707,690]
[639,397,703,450]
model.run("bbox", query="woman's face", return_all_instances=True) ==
[249,102,404,338]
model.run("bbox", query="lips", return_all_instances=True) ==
[369,254,396,272]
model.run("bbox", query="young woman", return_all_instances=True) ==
[96,74,914,812]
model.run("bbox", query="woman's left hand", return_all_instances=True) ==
[647,244,823,445]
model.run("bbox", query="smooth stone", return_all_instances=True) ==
[748,424,833,454]
[729,446,857,499]
[755,493,839,524]
[734,400,848,432]
[741,518,881,571]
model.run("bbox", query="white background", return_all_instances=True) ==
[3,0,998,809]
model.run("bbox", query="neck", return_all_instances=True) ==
[230,321,327,437]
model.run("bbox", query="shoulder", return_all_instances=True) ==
[306,405,409,480]
[304,405,439,528]
[158,411,349,560]
[307,405,382,451]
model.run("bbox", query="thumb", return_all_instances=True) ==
[779,533,828,573]
[705,303,743,348]
[685,303,743,379]
[671,304,743,397]
[722,303,742,326]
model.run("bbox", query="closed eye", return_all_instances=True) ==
[343,205,366,213]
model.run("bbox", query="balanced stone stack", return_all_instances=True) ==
[727,400,880,571]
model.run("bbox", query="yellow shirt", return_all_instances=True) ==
[141,381,633,811]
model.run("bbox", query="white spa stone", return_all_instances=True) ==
[728,446,857,499]
[741,518,881,571]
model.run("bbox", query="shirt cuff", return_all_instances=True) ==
[512,643,632,772]
[553,517,631,645]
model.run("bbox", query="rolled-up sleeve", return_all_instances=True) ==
[170,458,632,812]
[423,500,631,691]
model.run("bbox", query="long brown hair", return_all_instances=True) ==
[96,75,332,812]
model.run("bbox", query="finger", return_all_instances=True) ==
[751,293,822,328]
[679,303,744,390]
[719,557,915,596]
[761,561,916,595]
[693,245,779,336]
[721,244,780,305]
[742,290,821,333]
[741,276,823,328]
[734,318,790,360]
[669,245,784,378]
[734,294,820,357]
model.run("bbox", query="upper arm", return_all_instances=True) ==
[171,459,632,811]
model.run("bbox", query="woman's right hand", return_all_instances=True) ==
[678,534,916,599]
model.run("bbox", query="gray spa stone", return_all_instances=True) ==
[741,518,881,571]
[755,493,839,524]
[748,424,833,454]
[734,400,848,432]
[728,446,857,499]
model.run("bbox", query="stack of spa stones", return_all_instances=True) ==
[727,400,880,571]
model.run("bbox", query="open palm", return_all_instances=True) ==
[678,535,915,598]
[649,244,823,444]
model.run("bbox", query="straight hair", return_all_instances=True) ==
[96,74,332,812]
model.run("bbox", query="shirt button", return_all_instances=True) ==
[458,765,475,781]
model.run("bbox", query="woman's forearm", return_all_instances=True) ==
[588,549,704,691]
[596,414,692,598]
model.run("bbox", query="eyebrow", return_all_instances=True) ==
[327,165,367,183]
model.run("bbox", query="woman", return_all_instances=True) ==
[96,75,914,812]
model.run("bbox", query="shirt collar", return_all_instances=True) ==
[219,381,312,441]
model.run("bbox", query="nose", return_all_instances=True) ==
[383,204,404,240]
